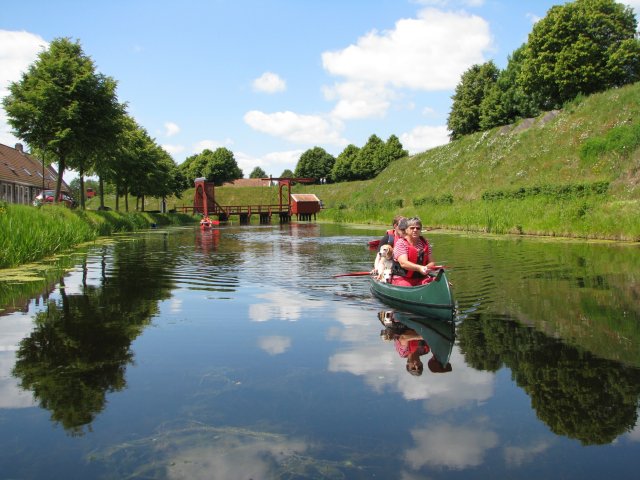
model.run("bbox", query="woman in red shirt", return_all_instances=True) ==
[392,216,436,287]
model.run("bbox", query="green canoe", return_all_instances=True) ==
[370,268,455,321]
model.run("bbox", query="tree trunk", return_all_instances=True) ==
[99,176,105,210]
[54,156,66,204]
[79,165,85,210]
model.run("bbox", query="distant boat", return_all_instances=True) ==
[200,217,219,229]
[370,268,454,321]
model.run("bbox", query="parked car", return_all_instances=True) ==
[33,190,77,208]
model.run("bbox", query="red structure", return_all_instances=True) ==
[188,177,318,223]
[290,194,322,221]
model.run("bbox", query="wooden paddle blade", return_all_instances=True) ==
[332,271,372,278]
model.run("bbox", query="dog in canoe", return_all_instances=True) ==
[374,244,394,282]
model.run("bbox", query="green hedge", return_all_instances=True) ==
[482,182,609,201]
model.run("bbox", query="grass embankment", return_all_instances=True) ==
[172,82,640,241]
[0,202,194,269]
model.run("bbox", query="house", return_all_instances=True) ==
[0,142,69,205]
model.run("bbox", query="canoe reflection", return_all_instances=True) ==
[378,310,455,376]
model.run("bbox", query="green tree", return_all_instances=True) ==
[331,144,360,182]
[380,134,408,170]
[447,61,499,140]
[479,45,540,130]
[180,148,243,185]
[204,148,243,185]
[351,134,384,180]
[2,37,124,207]
[280,169,294,178]
[520,0,640,110]
[249,166,267,178]
[294,147,335,183]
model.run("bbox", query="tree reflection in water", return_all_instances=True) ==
[458,313,640,445]
[12,241,175,436]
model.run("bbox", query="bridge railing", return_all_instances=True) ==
[177,204,289,216]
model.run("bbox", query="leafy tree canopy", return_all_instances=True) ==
[202,148,243,185]
[331,144,360,183]
[447,61,499,140]
[520,0,640,110]
[249,166,267,178]
[479,44,540,130]
[294,147,335,182]
[2,37,124,204]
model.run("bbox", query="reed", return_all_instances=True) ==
[0,202,195,269]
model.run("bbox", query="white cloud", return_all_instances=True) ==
[164,434,308,480]
[252,72,286,93]
[164,121,180,137]
[404,421,498,470]
[321,8,491,119]
[504,440,552,467]
[244,110,347,146]
[249,289,326,322]
[234,149,303,177]
[625,415,640,442]
[257,336,292,355]
[624,0,640,12]
[323,81,393,120]
[162,143,186,156]
[400,124,450,154]
[0,353,36,409]
[191,138,234,155]
[0,30,48,146]
[0,312,37,409]
[526,12,542,24]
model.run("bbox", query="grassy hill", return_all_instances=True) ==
[136,82,640,241]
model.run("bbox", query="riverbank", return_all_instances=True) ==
[0,202,195,269]
[203,82,640,241]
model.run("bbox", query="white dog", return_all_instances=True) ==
[374,244,394,282]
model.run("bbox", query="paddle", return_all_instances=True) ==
[332,271,372,278]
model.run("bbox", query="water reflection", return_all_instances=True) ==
[11,237,179,435]
[377,310,454,375]
[1,225,640,478]
[458,311,640,445]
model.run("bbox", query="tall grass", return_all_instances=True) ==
[0,202,195,269]
[0,203,96,268]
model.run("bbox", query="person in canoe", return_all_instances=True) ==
[379,215,406,247]
[379,311,452,376]
[391,216,436,286]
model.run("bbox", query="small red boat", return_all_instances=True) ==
[368,239,380,249]
[200,217,219,229]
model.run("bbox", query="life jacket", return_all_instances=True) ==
[394,339,430,358]
[385,229,397,246]
[392,237,430,278]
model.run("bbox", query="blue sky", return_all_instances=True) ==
[1,0,639,181]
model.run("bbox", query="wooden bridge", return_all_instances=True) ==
[178,177,321,223]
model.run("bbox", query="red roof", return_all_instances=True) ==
[0,142,68,190]
[290,194,320,202]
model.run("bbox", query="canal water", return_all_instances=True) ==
[1,223,639,479]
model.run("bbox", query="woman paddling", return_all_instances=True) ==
[391,216,436,286]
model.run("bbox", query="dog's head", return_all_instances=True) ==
[378,244,393,260]
[382,269,393,283]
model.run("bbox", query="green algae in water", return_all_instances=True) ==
[87,421,360,479]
